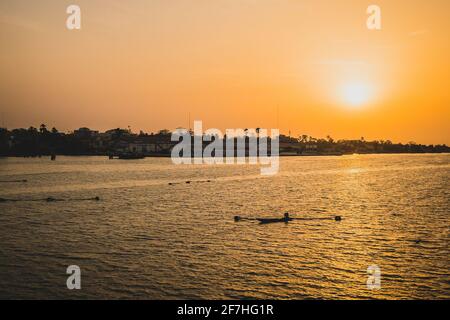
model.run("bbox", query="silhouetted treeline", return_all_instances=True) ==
[288,135,450,155]
[0,125,100,156]
[0,125,449,157]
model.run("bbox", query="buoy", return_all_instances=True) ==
[0,198,18,202]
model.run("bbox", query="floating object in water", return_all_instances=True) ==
[0,196,101,203]
[0,179,27,183]
[258,212,292,224]
[168,179,212,185]
[234,213,343,224]
[414,239,422,244]
[257,217,292,224]
[57,196,101,202]
[0,198,19,202]
[197,179,212,184]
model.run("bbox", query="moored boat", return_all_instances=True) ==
[111,152,145,160]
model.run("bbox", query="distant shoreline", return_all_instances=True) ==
[2,127,449,157]
[1,152,449,159]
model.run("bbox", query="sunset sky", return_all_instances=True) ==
[0,0,449,144]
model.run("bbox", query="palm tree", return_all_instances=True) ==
[299,135,308,143]
[39,124,47,134]
[326,135,334,143]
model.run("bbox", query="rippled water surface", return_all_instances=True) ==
[0,154,449,299]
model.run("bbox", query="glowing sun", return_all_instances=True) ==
[341,83,372,107]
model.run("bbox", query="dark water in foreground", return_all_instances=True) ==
[0,154,449,299]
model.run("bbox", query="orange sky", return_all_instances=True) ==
[0,0,449,144]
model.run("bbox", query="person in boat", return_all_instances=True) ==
[283,212,290,222]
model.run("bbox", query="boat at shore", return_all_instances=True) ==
[109,153,145,160]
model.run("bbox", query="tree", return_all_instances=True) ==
[40,124,48,134]
[158,129,171,136]
[299,135,308,143]
[326,135,334,143]
[28,126,38,133]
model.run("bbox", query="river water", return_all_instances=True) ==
[0,154,449,299]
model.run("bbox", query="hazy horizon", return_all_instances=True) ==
[1,0,449,144]
[1,122,449,147]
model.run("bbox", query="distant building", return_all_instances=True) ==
[104,128,132,139]
[107,134,175,155]
[74,127,99,138]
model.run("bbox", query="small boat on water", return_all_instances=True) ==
[256,213,292,224]
[257,217,293,224]
[109,153,145,160]
[234,213,342,224]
